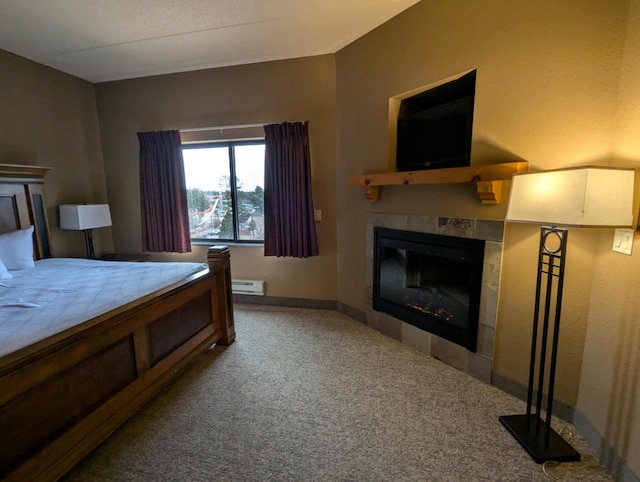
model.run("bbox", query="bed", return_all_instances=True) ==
[0,163,235,481]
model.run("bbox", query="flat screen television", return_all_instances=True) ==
[396,70,476,172]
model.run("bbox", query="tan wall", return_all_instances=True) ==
[335,0,629,406]
[578,0,640,475]
[0,49,112,257]
[579,232,640,476]
[611,0,640,163]
[95,55,337,300]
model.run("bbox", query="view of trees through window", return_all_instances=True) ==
[183,142,265,242]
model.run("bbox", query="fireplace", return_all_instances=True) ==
[373,227,485,351]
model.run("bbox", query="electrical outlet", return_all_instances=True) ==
[314,210,322,222]
[612,228,634,255]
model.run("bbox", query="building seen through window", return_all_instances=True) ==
[182,141,265,242]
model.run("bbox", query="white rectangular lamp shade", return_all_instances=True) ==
[60,204,112,230]
[506,167,635,227]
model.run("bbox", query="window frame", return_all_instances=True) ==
[182,139,265,245]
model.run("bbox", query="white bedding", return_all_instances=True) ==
[0,258,208,358]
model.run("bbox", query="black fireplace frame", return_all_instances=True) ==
[373,227,485,352]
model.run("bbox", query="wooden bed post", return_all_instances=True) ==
[207,246,236,345]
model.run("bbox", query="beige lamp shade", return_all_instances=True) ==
[59,204,112,230]
[505,167,635,227]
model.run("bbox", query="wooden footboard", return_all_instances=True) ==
[0,246,234,482]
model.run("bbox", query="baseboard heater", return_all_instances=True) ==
[231,279,265,296]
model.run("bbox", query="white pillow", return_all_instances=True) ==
[0,226,35,270]
[0,258,12,279]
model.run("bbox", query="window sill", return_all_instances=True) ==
[191,240,264,248]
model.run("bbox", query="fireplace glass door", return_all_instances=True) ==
[373,228,485,351]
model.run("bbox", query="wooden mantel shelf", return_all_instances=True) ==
[348,161,529,204]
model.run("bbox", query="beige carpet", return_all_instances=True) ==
[64,304,612,481]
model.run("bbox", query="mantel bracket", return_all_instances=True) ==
[363,186,380,202]
[476,180,502,205]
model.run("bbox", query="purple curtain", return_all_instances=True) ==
[264,122,319,258]
[138,130,191,253]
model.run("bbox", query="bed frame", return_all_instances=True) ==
[0,163,236,481]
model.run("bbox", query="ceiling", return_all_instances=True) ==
[0,0,420,83]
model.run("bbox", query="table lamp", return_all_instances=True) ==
[59,204,112,259]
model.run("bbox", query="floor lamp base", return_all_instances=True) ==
[499,414,581,463]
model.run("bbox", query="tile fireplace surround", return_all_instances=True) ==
[365,213,504,383]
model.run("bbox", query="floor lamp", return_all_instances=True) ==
[59,204,112,259]
[499,166,635,463]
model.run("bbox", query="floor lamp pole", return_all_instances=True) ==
[499,226,580,463]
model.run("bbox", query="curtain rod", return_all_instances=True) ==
[180,123,264,133]
[179,121,307,133]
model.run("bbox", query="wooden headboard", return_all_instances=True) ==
[0,163,52,259]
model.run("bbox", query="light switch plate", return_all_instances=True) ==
[612,228,634,255]
[314,210,322,222]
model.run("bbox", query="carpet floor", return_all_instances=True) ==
[63,304,612,481]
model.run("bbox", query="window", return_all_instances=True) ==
[182,141,265,243]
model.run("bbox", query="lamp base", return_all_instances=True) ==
[499,414,581,463]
